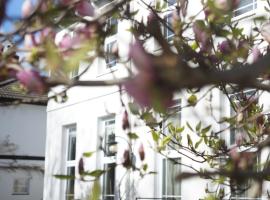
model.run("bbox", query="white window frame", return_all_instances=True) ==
[105,40,117,69]
[12,177,30,195]
[162,0,176,42]
[98,116,116,200]
[233,0,257,17]
[162,157,182,200]
[63,124,77,200]
[161,99,182,199]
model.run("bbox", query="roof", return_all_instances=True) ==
[0,79,48,105]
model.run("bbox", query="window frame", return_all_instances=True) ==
[12,177,30,195]
[63,124,77,200]
[162,157,182,200]
[233,0,257,17]
[98,115,117,200]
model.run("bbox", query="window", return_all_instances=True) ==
[163,13,174,42]
[105,41,117,68]
[12,178,30,195]
[163,99,181,150]
[99,117,116,200]
[106,17,118,36]
[231,152,261,199]
[64,125,77,200]
[102,117,116,156]
[233,0,257,17]
[103,163,116,200]
[162,158,181,199]
[229,90,257,146]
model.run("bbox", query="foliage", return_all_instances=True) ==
[2,0,270,199]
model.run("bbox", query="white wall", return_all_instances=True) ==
[0,104,46,200]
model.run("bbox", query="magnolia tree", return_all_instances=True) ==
[2,0,270,199]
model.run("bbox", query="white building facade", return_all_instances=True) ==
[0,82,47,200]
[44,0,270,199]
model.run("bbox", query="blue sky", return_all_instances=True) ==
[2,0,24,33]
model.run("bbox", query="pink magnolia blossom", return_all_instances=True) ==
[75,0,95,17]
[124,40,173,109]
[22,0,33,18]
[261,22,270,43]
[215,0,240,11]
[218,40,231,54]
[16,70,46,94]
[247,47,262,64]
[193,21,210,52]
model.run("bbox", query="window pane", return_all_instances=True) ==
[104,118,116,156]
[162,158,181,198]
[66,167,75,200]
[13,178,30,194]
[106,41,117,68]
[164,14,174,42]
[103,163,116,199]
[67,133,76,161]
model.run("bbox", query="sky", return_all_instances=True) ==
[1,0,24,33]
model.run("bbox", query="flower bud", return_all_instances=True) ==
[218,40,231,55]
[122,149,131,168]
[138,143,145,161]
[122,110,130,130]
[78,157,84,175]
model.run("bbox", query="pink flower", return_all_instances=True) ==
[76,0,95,17]
[16,70,46,94]
[124,40,174,109]
[215,0,240,11]
[261,22,270,43]
[247,47,262,64]
[193,21,210,52]
[218,40,231,54]
[22,0,33,18]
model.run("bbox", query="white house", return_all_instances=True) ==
[0,80,47,200]
[44,0,270,199]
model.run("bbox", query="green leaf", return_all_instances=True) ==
[128,102,140,115]
[83,151,95,157]
[201,125,212,134]
[187,134,193,148]
[151,130,159,143]
[195,138,203,149]
[186,122,194,131]
[54,174,75,180]
[89,180,101,200]
[196,121,202,132]
[142,164,148,171]
[161,135,171,147]
[84,170,105,178]
[128,132,139,140]
[188,94,197,106]
[176,126,185,133]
